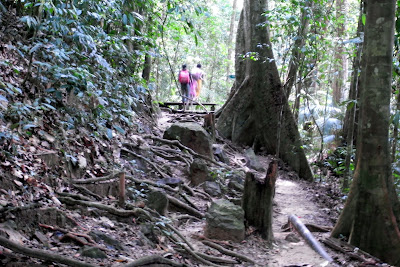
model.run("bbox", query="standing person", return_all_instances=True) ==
[191,64,205,99]
[178,64,190,110]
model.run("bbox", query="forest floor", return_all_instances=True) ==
[0,107,385,267]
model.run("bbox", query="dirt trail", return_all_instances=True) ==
[158,110,335,266]
[269,177,332,266]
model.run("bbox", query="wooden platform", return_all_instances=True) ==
[158,102,217,111]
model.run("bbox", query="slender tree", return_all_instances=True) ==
[216,0,313,180]
[331,0,400,264]
[331,0,347,106]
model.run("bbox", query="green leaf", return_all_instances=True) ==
[362,14,366,25]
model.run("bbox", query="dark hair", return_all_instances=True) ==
[197,64,201,68]
[182,64,187,69]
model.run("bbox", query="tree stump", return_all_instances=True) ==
[242,160,277,241]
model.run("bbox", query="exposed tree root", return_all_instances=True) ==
[174,243,222,267]
[72,172,121,184]
[39,224,106,251]
[123,254,185,267]
[143,135,232,170]
[202,240,255,264]
[72,184,102,200]
[181,193,200,211]
[175,248,238,264]
[121,148,169,178]
[167,194,204,218]
[0,235,94,267]
[58,196,151,219]
[322,237,381,263]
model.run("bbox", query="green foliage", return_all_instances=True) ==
[318,146,354,177]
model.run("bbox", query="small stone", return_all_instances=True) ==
[80,246,107,258]
[146,190,169,215]
[203,181,222,197]
[285,233,301,243]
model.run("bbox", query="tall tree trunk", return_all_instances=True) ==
[284,0,312,98]
[225,0,238,84]
[331,0,400,264]
[216,0,313,181]
[332,0,347,106]
[142,53,152,82]
[342,1,364,144]
[392,81,400,162]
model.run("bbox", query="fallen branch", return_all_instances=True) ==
[124,254,185,267]
[167,195,204,219]
[0,235,94,267]
[202,240,255,264]
[289,214,333,262]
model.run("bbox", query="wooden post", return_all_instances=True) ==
[119,172,126,208]
[242,160,277,241]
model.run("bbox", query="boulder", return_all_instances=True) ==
[146,190,169,215]
[245,148,265,171]
[89,230,126,251]
[205,199,245,242]
[80,246,107,259]
[213,144,230,164]
[189,158,212,186]
[163,122,213,159]
[203,181,222,197]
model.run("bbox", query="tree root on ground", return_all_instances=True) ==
[58,196,151,219]
[121,148,169,178]
[123,254,185,267]
[0,235,94,267]
[167,194,204,219]
[39,224,106,251]
[143,135,232,170]
[72,184,102,200]
[322,237,381,263]
[202,240,255,264]
[175,248,239,265]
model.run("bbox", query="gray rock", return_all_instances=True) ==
[80,246,107,258]
[163,122,214,159]
[228,180,244,192]
[89,230,126,251]
[190,158,212,186]
[245,148,265,171]
[203,181,222,197]
[146,190,169,215]
[157,177,183,187]
[213,144,230,164]
[205,199,245,242]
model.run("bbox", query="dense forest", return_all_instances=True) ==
[1,0,400,266]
